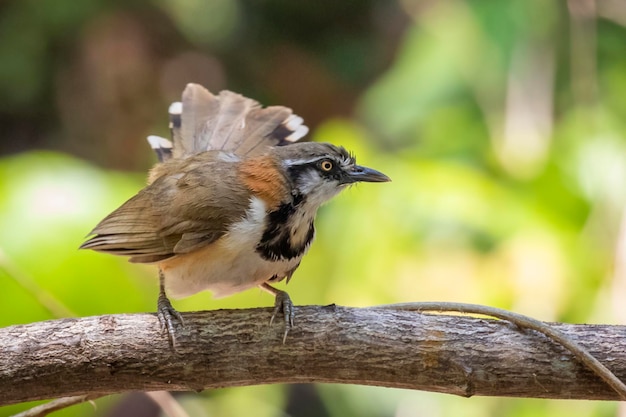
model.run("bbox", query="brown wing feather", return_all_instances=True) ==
[81,153,251,263]
[80,182,177,261]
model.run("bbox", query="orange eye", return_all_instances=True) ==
[320,160,333,171]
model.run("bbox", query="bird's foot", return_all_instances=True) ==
[157,293,184,349]
[270,290,295,344]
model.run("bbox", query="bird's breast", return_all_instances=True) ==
[159,196,308,298]
[255,192,316,262]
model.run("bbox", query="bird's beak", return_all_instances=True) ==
[342,165,391,184]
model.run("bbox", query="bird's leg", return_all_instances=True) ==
[259,282,295,343]
[157,269,184,348]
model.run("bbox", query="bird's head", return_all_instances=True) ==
[273,142,390,207]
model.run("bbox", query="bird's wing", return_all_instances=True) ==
[80,155,251,263]
[170,83,309,158]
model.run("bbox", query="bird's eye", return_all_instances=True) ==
[320,160,333,171]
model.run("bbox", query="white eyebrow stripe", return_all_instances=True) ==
[282,156,354,170]
[282,157,324,167]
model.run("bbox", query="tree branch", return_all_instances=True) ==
[2,305,626,406]
[378,302,626,398]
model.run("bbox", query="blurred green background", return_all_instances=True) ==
[1,0,626,416]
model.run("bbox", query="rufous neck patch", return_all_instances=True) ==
[238,155,289,210]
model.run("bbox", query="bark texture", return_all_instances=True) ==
[1,305,625,405]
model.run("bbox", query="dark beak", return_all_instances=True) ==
[342,165,391,184]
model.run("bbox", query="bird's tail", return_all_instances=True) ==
[147,83,308,161]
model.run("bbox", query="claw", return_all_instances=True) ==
[270,290,295,344]
[259,283,295,343]
[157,292,184,349]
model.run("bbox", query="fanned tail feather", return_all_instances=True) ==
[153,83,308,159]
[147,136,173,163]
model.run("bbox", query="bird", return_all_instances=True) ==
[81,83,390,345]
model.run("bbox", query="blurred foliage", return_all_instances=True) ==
[1,0,626,416]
